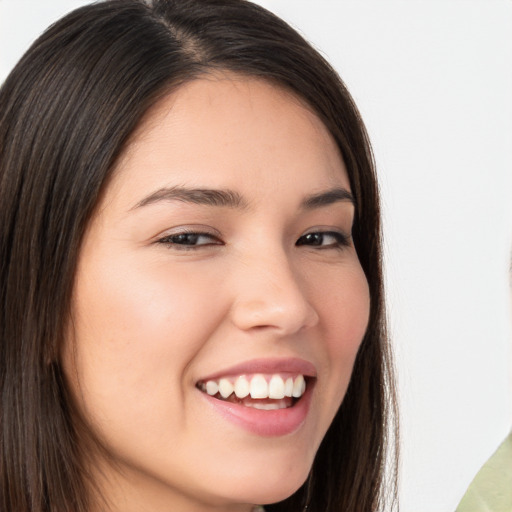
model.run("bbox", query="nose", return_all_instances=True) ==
[229,249,319,335]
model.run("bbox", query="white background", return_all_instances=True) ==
[1,1,511,511]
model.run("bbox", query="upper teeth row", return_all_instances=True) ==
[203,374,306,400]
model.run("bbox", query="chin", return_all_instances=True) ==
[219,460,311,507]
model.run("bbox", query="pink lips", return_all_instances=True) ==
[197,358,316,437]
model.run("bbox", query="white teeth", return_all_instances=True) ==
[250,374,268,399]
[218,378,234,399]
[234,375,250,398]
[247,402,282,410]
[201,373,307,400]
[284,377,294,397]
[292,375,306,398]
[268,375,285,399]
[205,380,219,396]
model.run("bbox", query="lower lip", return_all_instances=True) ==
[199,383,313,437]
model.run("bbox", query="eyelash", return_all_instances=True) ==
[296,231,350,249]
[156,230,350,251]
[156,231,221,250]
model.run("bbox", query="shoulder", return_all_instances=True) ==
[456,431,512,512]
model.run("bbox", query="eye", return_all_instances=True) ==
[156,231,222,249]
[296,231,350,249]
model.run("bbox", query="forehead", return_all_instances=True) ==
[108,74,349,208]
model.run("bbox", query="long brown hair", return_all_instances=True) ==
[0,1,398,510]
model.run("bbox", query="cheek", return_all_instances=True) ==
[317,261,370,350]
[63,251,226,425]
[313,261,370,403]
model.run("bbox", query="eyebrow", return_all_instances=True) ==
[132,185,355,211]
[300,188,355,209]
[132,186,248,210]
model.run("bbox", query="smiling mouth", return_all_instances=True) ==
[197,374,307,410]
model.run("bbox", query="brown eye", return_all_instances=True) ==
[157,232,222,248]
[296,231,349,248]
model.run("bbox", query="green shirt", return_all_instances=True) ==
[456,431,512,512]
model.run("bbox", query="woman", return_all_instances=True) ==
[0,1,397,511]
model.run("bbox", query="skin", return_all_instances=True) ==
[62,74,371,512]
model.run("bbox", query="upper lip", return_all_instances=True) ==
[197,357,317,382]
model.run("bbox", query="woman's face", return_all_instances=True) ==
[63,75,370,512]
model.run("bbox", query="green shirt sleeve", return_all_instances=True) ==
[456,432,512,512]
